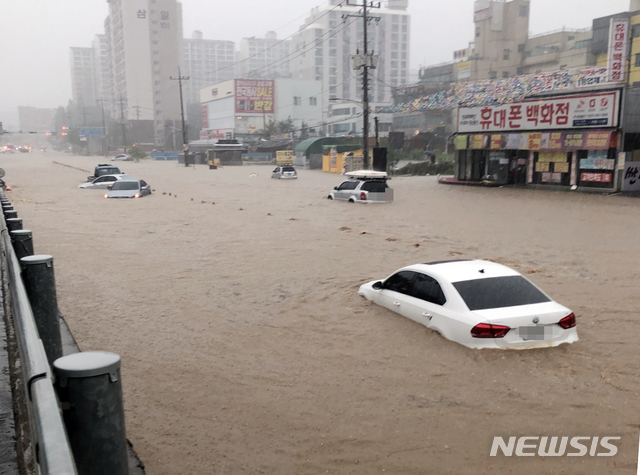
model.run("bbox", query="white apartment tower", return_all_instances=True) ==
[290,0,409,134]
[236,32,292,79]
[70,47,98,108]
[105,0,183,146]
[182,31,236,105]
[92,35,111,110]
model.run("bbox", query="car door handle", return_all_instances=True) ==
[422,312,433,318]
[393,302,401,307]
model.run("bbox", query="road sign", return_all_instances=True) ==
[79,127,104,136]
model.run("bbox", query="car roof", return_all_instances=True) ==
[99,174,135,180]
[401,259,521,283]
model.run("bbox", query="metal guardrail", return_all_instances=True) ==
[0,214,77,474]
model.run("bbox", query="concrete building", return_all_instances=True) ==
[236,32,291,79]
[17,107,54,133]
[182,31,236,105]
[200,78,322,141]
[104,0,183,146]
[290,0,410,135]
[69,47,98,108]
[92,35,111,108]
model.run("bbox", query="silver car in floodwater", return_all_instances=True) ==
[78,174,137,189]
[327,171,393,203]
[105,179,151,199]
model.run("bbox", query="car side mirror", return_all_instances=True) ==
[333,186,338,190]
[107,184,113,190]
[87,176,94,181]
[372,281,382,290]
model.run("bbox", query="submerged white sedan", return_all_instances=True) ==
[359,259,578,350]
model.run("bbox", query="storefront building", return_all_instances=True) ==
[453,89,623,191]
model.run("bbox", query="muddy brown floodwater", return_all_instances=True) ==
[3,151,640,474]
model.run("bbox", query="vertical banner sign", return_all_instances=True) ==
[570,152,578,186]
[201,105,209,129]
[527,151,534,183]
[608,18,630,83]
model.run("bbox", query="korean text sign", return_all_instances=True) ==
[235,79,274,114]
[457,91,620,133]
[608,18,629,83]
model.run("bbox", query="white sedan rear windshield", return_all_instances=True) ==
[452,275,550,310]
[111,181,139,191]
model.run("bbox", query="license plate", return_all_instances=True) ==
[518,325,547,341]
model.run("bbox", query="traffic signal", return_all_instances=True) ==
[46,132,50,136]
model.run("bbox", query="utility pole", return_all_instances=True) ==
[97,99,108,156]
[344,1,381,170]
[170,67,190,165]
[374,116,380,148]
[132,104,141,145]
[118,96,127,153]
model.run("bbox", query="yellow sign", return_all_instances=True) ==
[454,135,468,150]
[276,150,294,164]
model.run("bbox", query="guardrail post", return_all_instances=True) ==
[10,229,34,261]
[53,352,130,475]
[20,255,63,365]
[6,217,22,232]
[4,209,17,220]
[2,204,13,212]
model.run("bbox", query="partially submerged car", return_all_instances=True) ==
[78,174,137,189]
[105,179,151,199]
[87,164,122,181]
[359,259,578,350]
[327,170,393,203]
[111,154,131,161]
[271,165,297,179]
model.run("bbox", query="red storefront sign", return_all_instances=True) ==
[580,172,612,183]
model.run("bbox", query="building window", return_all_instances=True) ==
[502,71,509,78]
[519,5,528,16]
[309,97,317,106]
[476,27,481,38]
[294,96,302,105]
[633,24,640,38]
[503,49,510,60]
[635,53,640,67]
[518,44,525,53]
[489,71,497,79]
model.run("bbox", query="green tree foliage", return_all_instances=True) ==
[129,144,147,161]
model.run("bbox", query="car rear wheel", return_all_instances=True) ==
[327,195,333,200]
[348,198,355,203]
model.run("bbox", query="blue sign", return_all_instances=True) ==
[79,128,104,136]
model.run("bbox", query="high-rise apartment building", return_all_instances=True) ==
[290,0,409,134]
[69,47,98,108]
[236,32,292,79]
[105,0,183,146]
[92,35,111,109]
[182,31,235,105]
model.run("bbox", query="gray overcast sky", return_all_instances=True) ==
[0,0,631,129]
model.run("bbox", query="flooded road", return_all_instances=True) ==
[4,151,639,474]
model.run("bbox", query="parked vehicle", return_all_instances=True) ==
[78,174,137,189]
[87,164,122,181]
[271,165,297,179]
[327,170,393,203]
[358,259,578,350]
[105,179,151,199]
[111,154,131,161]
